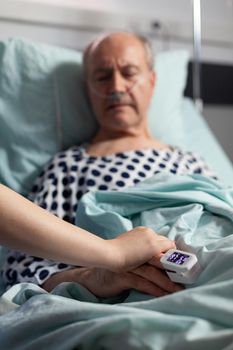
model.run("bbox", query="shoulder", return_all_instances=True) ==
[41,146,84,171]
[171,147,217,178]
[52,145,84,161]
[169,147,205,162]
[28,145,85,199]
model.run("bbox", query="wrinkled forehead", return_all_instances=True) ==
[86,33,148,74]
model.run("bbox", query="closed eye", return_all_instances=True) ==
[96,75,111,82]
[123,72,138,80]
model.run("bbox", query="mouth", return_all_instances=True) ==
[107,103,132,110]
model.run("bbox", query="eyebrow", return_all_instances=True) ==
[92,67,112,75]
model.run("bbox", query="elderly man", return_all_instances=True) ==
[2,32,215,297]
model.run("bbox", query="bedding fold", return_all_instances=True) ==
[0,173,233,349]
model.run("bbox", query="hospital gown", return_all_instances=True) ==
[1,144,217,289]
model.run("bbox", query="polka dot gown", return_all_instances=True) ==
[2,145,217,289]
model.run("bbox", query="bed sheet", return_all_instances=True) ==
[0,173,233,349]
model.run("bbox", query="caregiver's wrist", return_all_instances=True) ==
[102,239,126,273]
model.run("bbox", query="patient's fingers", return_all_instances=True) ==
[121,273,170,297]
[132,265,183,293]
[148,255,164,269]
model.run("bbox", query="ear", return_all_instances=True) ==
[149,70,156,97]
[150,70,156,87]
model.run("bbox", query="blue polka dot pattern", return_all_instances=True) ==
[2,144,217,289]
[99,184,108,190]
[7,256,15,264]
[52,190,58,198]
[39,270,49,280]
[79,177,85,186]
[116,153,128,159]
[58,161,66,167]
[76,190,83,199]
[110,167,118,173]
[138,171,146,178]
[98,163,106,168]
[62,177,69,186]
[143,164,151,171]
[48,164,54,170]
[58,153,66,158]
[43,191,48,199]
[152,150,159,156]
[58,263,68,269]
[63,202,70,211]
[104,175,112,182]
[102,157,111,163]
[41,202,47,209]
[116,180,125,187]
[81,166,88,173]
[87,179,96,186]
[68,176,75,184]
[148,158,155,163]
[92,169,101,176]
[121,172,130,178]
[159,163,166,168]
[63,189,71,198]
[71,165,78,171]
[135,151,144,157]
[51,202,58,210]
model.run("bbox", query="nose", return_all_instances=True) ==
[108,71,128,94]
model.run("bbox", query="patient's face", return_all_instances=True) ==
[86,33,155,134]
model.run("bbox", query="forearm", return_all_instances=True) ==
[0,185,114,268]
[1,185,176,274]
[42,267,89,292]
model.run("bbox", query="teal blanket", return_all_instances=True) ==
[1,174,233,349]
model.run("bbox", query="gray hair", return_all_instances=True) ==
[83,31,154,77]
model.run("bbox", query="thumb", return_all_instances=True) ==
[149,240,176,268]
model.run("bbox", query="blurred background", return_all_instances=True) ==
[0,0,232,161]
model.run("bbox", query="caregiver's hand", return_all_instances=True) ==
[43,228,180,296]
[106,226,176,272]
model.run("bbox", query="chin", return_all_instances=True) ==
[109,118,133,130]
[108,110,136,124]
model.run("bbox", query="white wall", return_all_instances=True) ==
[1,0,233,61]
[0,0,232,162]
[1,0,233,62]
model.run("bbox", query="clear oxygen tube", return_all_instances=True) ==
[87,72,149,102]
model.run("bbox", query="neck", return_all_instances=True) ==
[92,125,150,143]
[87,127,167,156]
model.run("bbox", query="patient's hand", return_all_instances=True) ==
[43,264,183,298]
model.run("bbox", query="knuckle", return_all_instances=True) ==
[137,264,158,279]
[136,226,155,236]
[122,273,134,289]
[137,264,150,275]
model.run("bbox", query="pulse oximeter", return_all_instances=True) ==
[160,249,202,284]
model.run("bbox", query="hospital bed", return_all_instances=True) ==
[0,7,233,350]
